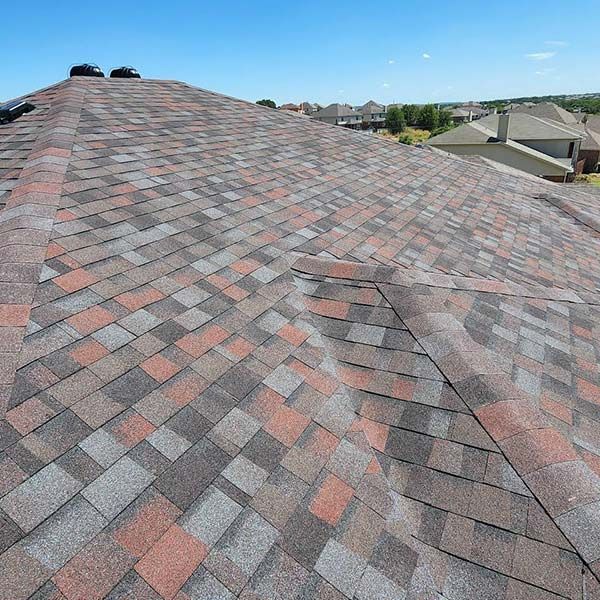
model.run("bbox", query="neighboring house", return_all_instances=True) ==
[311,103,362,128]
[509,101,578,125]
[427,112,583,181]
[360,100,387,129]
[579,127,600,172]
[279,103,301,113]
[458,105,488,120]
[454,102,489,120]
[450,107,473,123]
[586,114,600,133]
[299,102,318,115]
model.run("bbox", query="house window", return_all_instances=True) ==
[568,141,574,158]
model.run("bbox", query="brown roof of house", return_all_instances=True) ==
[1,76,600,599]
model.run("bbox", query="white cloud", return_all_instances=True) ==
[337,89,345,94]
[382,83,390,88]
[545,40,568,47]
[388,59,395,64]
[422,53,431,59]
[535,67,556,76]
[525,51,556,60]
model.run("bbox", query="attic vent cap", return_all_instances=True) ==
[0,100,35,124]
[70,64,105,77]
[110,66,141,79]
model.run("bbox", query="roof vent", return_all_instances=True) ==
[110,66,141,79]
[70,64,105,77]
[0,99,35,124]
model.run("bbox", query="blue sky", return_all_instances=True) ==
[2,1,599,105]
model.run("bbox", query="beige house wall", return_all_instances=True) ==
[430,143,568,178]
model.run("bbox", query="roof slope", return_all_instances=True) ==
[432,113,582,142]
[1,77,600,599]
[313,103,360,118]
[427,118,576,172]
[511,102,579,125]
[360,100,385,114]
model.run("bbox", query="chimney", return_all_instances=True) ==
[497,114,510,142]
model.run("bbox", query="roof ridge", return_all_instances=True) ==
[292,253,600,580]
[292,254,596,304]
[536,191,600,235]
[0,78,85,416]
[1,78,70,105]
[377,281,600,581]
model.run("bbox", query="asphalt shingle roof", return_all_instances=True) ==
[510,102,579,125]
[1,76,600,599]
[313,103,360,118]
[429,113,583,144]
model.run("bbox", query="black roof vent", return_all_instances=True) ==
[0,100,35,124]
[70,64,105,77]
[110,66,141,79]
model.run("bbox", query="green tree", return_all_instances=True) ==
[385,106,406,134]
[417,104,439,130]
[256,99,276,109]
[437,108,452,128]
[401,104,419,126]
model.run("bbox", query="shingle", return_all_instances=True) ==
[0,463,82,532]
[155,438,230,509]
[81,456,154,519]
[314,539,368,598]
[22,496,107,570]
[181,485,243,546]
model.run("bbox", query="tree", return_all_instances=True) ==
[417,104,439,130]
[256,99,276,109]
[438,108,452,128]
[385,106,406,134]
[401,104,419,126]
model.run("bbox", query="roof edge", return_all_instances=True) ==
[0,78,85,416]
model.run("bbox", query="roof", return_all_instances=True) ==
[481,113,583,140]
[457,105,488,117]
[510,102,579,125]
[2,76,600,599]
[427,119,576,173]
[586,114,600,133]
[360,100,385,114]
[450,107,471,118]
[581,127,600,151]
[313,103,361,118]
[429,113,582,144]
